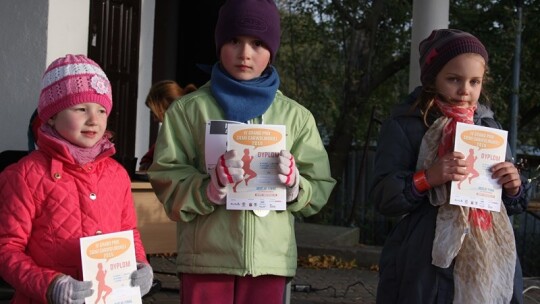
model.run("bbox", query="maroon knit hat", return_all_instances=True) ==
[215,0,281,62]
[419,29,489,85]
[38,54,113,121]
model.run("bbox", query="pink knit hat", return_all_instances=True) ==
[38,54,113,121]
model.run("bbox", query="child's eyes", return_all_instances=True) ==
[71,106,106,113]
[446,78,482,86]
[253,40,264,47]
[471,79,482,85]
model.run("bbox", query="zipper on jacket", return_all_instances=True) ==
[245,116,264,275]
[245,210,256,275]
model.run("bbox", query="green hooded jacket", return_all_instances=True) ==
[147,83,336,277]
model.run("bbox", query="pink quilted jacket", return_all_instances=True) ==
[0,134,148,303]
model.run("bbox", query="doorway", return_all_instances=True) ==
[88,0,141,170]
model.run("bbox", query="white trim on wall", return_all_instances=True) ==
[135,0,155,163]
[0,0,155,161]
[47,0,90,65]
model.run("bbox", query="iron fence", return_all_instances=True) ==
[329,148,540,276]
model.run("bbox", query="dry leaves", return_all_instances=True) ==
[298,254,358,269]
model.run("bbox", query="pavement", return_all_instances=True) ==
[142,222,380,304]
[141,222,540,304]
[143,257,379,304]
[2,222,540,303]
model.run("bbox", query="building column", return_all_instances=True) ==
[408,0,450,91]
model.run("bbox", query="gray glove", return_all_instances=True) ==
[130,263,154,296]
[50,275,93,304]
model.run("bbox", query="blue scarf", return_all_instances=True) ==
[210,62,280,123]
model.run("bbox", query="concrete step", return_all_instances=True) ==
[295,222,382,268]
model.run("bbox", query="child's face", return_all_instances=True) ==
[220,35,271,81]
[48,103,108,148]
[435,53,485,108]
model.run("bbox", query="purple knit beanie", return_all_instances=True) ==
[419,29,488,85]
[215,0,281,62]
[38,54,113,121]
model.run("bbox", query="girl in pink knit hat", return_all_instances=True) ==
[0,54,153,303]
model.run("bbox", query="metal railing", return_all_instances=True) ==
[330,148,540,276]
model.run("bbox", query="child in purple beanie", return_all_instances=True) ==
[147,0,336,303]
[370,29,528,303]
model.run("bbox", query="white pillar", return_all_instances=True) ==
[408,0,450,91]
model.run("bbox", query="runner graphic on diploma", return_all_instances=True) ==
[458,148,480,189]
[233,148,258,192]
[95,262,112,304]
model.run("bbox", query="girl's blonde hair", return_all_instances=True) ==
[145,80,197,122]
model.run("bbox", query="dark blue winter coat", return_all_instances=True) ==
[370,87,529,304]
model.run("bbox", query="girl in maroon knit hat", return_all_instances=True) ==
[370,29,528,303]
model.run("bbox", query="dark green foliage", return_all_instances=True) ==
[276,0,540,154]
[276,2,540,253]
